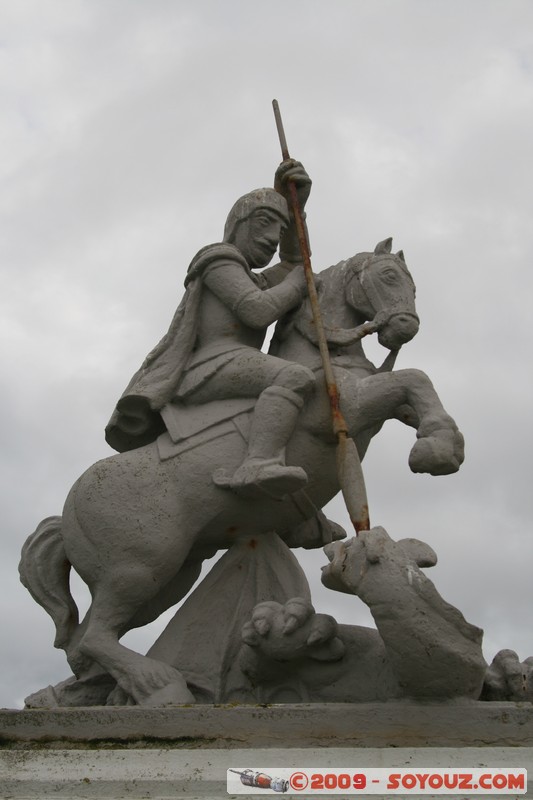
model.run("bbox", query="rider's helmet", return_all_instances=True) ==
[223,188,289,242]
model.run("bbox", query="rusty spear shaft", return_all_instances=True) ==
[272,99,370,534]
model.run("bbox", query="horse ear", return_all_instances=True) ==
[397,538,438,568]
[396,249,405,262]
[374,237,392,255]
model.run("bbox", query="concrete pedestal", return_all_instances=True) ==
[1,703,532,798]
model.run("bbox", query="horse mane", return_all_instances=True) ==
[315,252,372,318]
[269,252,371,352]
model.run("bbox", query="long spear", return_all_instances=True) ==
[272,99,370,534]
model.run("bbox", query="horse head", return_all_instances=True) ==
[342,237,419,350]
[272,237,419,364]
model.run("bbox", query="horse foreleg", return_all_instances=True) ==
[353,369,464,475]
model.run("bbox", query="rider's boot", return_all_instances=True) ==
[213,386,308,498]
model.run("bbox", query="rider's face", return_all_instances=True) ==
[233,209,285,268]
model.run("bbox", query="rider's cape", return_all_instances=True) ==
[105,243,250,453]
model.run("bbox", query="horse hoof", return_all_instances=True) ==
[139,680,196,707]
[409,429,464,475]
[106,684,132,706]
[26,673,117,708]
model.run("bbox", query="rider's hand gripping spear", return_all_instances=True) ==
[272,99,370,534]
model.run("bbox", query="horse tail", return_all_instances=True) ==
[19,516,79,649]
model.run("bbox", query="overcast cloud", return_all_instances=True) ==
[1,0,532,708]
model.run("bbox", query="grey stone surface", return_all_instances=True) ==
[18,158,506,712]
[2,703,533,749]
[1,745,532,799]
[21,528,492,708]
[237,528,486,703]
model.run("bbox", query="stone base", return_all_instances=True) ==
[2,702,532,749]
[1,703,532,798]
[1,746,532,799]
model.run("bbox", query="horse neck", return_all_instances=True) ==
[270,256,371,368]
[316,256,370,327]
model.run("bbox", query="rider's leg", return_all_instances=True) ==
[187,353,316,496]
[244,384,304,463]
[227,363,315,493]
[245,363,315,460]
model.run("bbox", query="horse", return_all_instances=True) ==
[19,237,465,707]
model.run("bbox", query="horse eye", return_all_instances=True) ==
[381,269,399,283]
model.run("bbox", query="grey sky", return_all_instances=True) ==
[1,0,532,708]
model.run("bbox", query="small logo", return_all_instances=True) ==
[290,771,309,791]
[229,769,289,793]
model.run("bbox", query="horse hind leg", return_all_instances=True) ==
[78,565,196,706]
[19,517,118,707]
[106,556,208,705]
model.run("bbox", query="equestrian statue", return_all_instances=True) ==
[19,126,532,708]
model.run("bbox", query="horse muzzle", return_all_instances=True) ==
[377,312,420,350]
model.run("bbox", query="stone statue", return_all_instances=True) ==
[19,158,530,709]
[106,161,316,499]
[240,528,487,703]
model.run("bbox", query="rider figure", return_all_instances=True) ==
[106,161,315,498]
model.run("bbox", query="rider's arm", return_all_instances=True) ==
[274,159,311,267]
[260,260,301,288]
[278,211,310,266]
[203,259,306,329]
